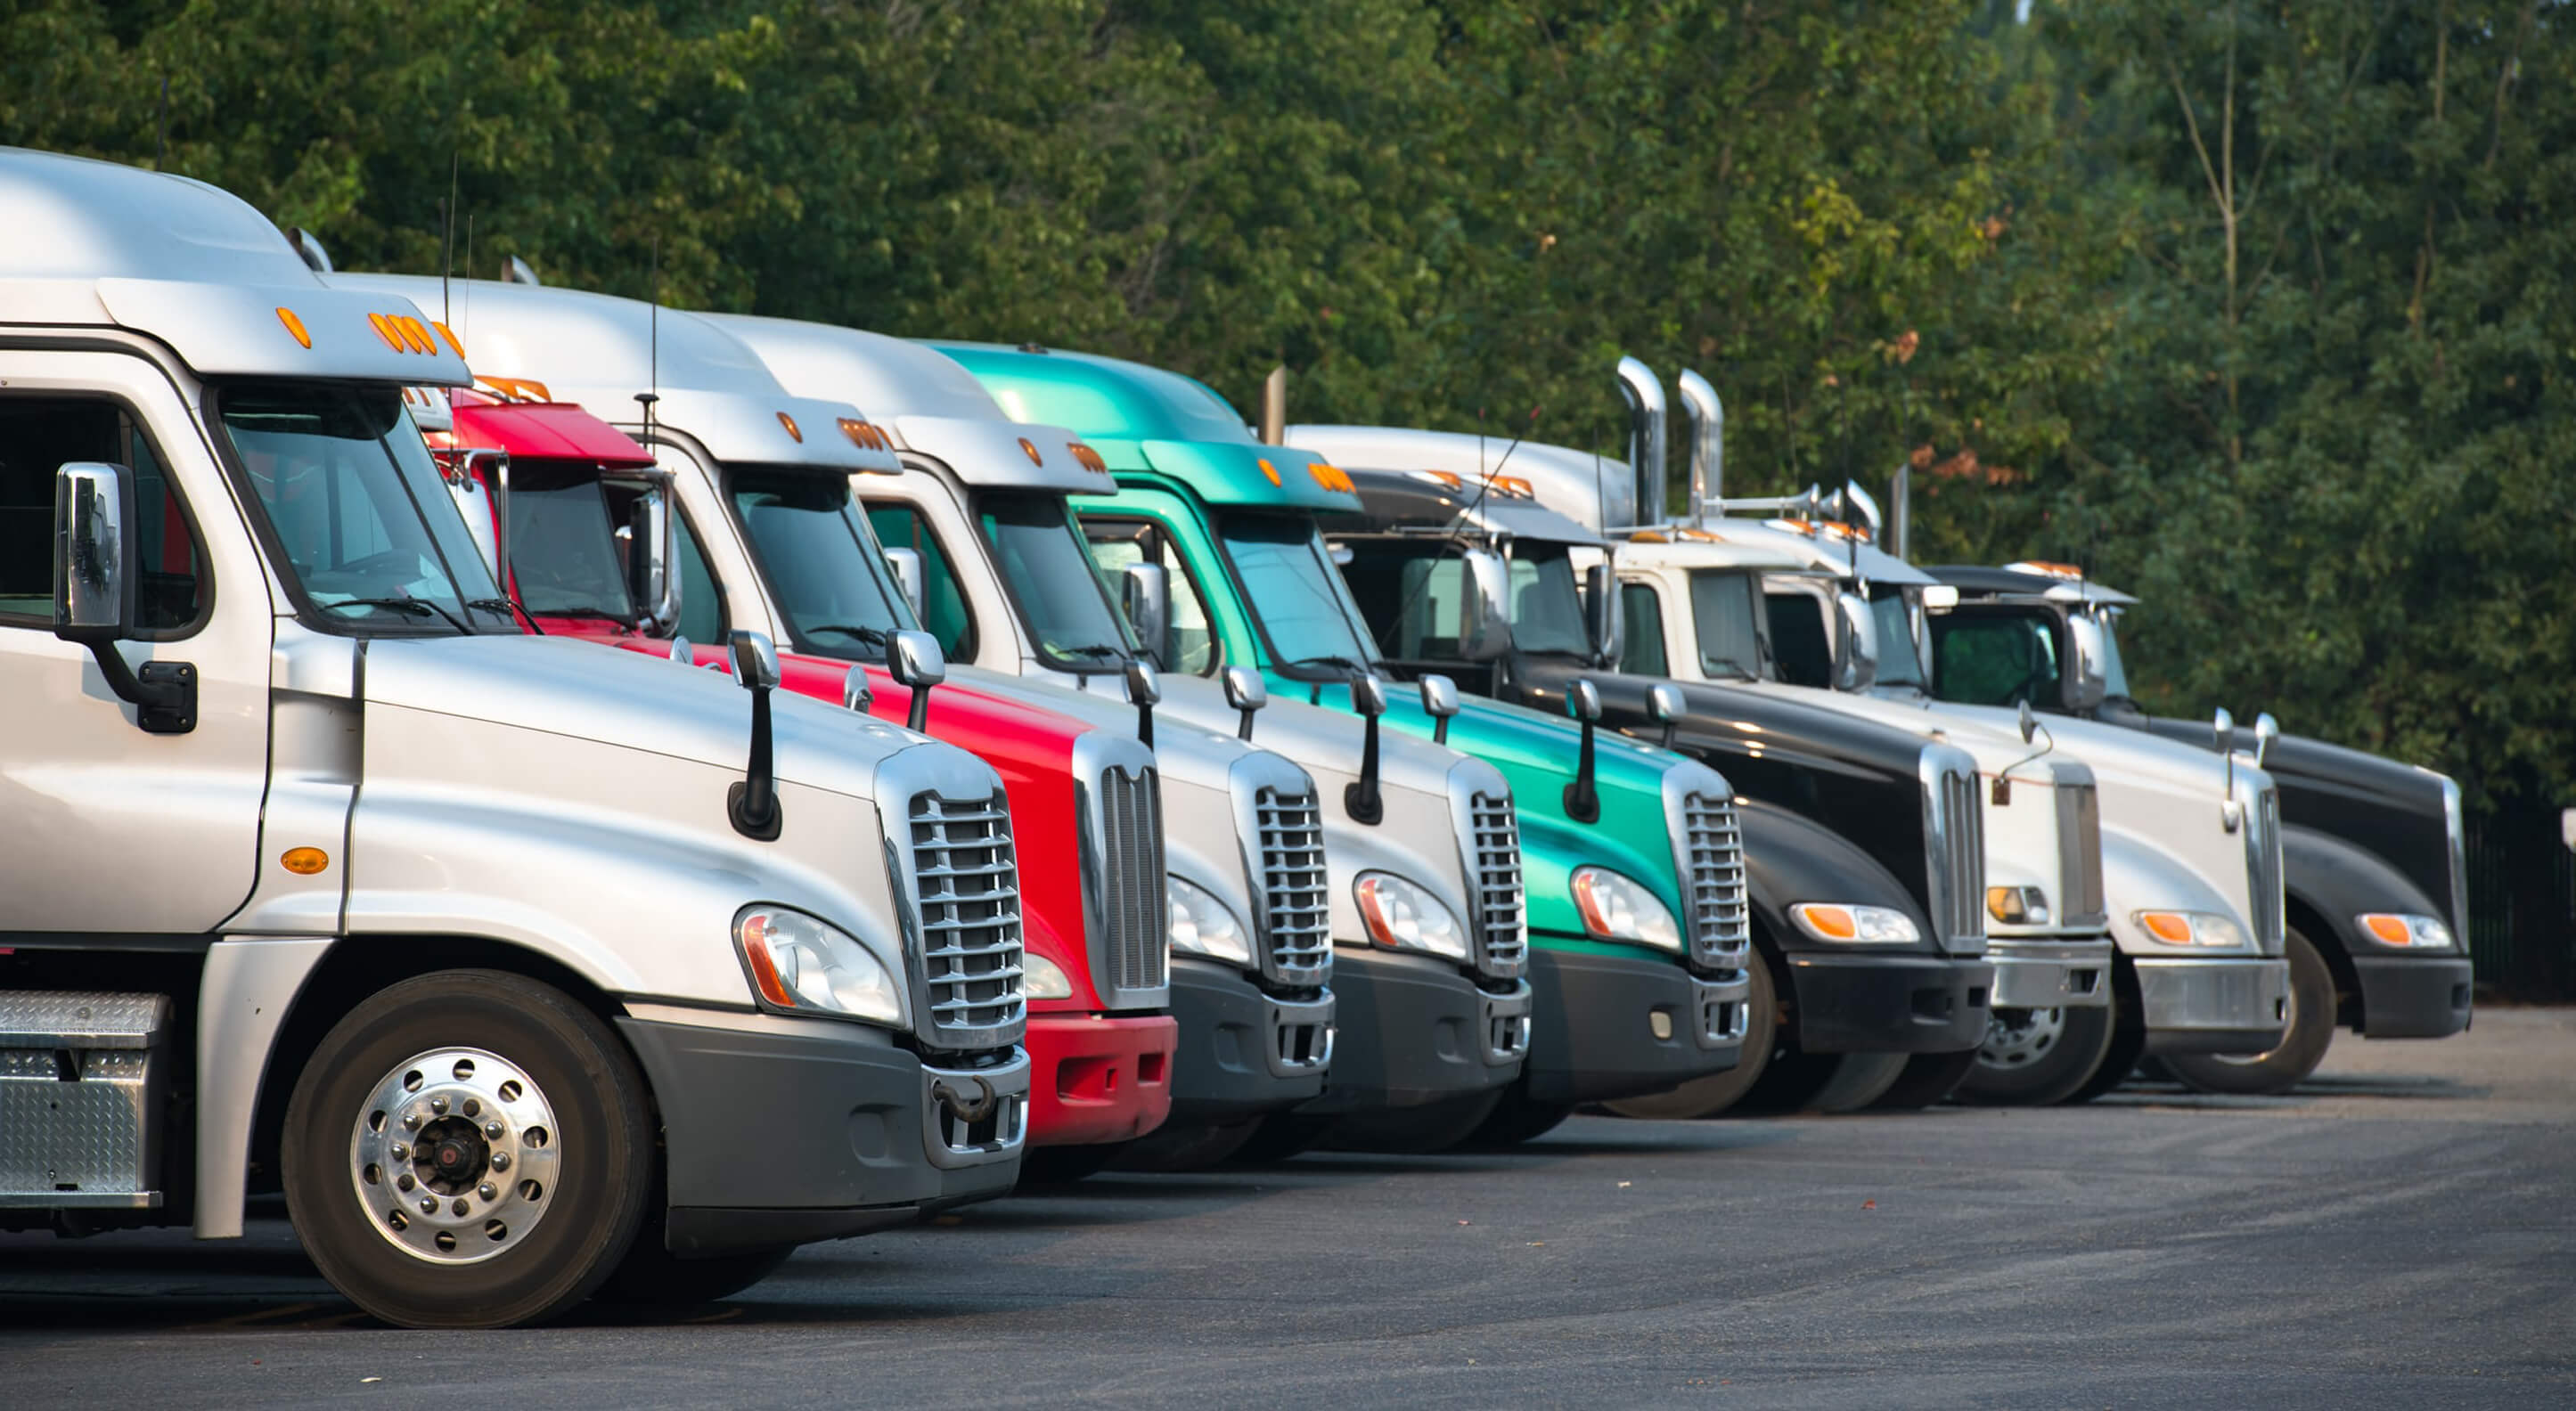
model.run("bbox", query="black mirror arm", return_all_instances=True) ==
[1137,697,1155,750]
[1345,710,1384,826]
[1562,716,1600,824]
[78,639,196,734]
[728,683,781,840]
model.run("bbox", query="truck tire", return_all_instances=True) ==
[1018,1144,1121,1185]
[281,969,653,1329]
[1321,1089,1505,1154]
[1956,1004,2117,1107]
[1460,1083,1575,1148]
[1229,1113,1334,1164]
[1869,1048,1982,1110]
[1107,1121,1264,1173]
[2161,929,2336,1097]
[2065,1004,2148,1104]
[1597,957,1779,1120]
[1741,1050,1910,1114]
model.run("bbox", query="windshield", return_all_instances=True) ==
[1337,536,1588,662]
[217,382,506,632]
[2095,607,2132,699]
[1216,512,1378,673]
[506,468,635,622]
[977,490,1135,667]
[1870,587,1926,689]
[1507,544,1591,656]
[1689,571,1764,680]
[726,464,911,657]
[1929,608,2061,706]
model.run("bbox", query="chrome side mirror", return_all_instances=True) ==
[1419,673,1461,746]
[2017,699,2038,745]
[2065,613,2111,712]
[2212,706,2236,757]
[53,462,134,641]
[2252,712,2278,770]
[729,629,782,690]
[1124,657,1160,746]
[632,487,677,632]
[1345,672,1390,824]
[1564,678,1603,723]
[1121,562,1171,668]
[1584,561,1623,668]
[1459,549,1511,663]
[1222,664,1267,741]
[668,634,693,665]
[1349,672,1388,718]
[1834,592,1879,693]
[882,546,927,623]
[1564,678,1603,822]
[726,629,782,840]
[889,628,946,733]
[1647,681,1684,749]
[843,663,873,714]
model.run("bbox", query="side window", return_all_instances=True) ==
[1083,517,1218,674]
[863,502,976,661]
[1765,592,1835,688]
[1334,540,1456,660]
[1930,614,2059,706]
[1619,583,1668,676]
[672,509,726,648]
[0,396,207,632]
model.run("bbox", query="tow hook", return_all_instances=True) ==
[931,1075,999,1124]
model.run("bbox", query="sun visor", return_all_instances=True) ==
[895,415,1109,493]
[1140,438,1358,511]
[95,279,471,387]
[452,401,656,467]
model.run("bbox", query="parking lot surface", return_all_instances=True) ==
[4,1010,2571,1408]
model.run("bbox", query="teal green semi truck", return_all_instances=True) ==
[939,344,1775,1137]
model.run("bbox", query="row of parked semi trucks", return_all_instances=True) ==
[0,149,2476,1327]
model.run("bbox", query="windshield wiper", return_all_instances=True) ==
[528,604,630,623]
[804,623,893,653]
[1284,654,1369,674]
[467,597,545,635]
[1056,643,1128,660]
[323,596,470,633]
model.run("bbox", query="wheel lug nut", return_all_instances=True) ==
[397,1173,415,1192]
[491,1153,511,1171]
[402,1113,421,1130]
[452,1197,470,1216]
[389,1143,409,1161]
[478,1183,497,1202]
[419,1197,437,1214]
[462,1097,481,1119]
[430,1097,449,1115]
[485,1121,504,1141]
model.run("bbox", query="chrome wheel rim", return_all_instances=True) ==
[1979,1007,2065,1069]
[348,1047,562,1265]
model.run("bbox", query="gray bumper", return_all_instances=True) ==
[1988,937,2114,1009]
[2135,956,2291,1055]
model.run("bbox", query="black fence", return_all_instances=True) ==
[2465,810,2576,1001]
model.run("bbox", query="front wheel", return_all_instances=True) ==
[1598,958,1779,1121]
[2162,929,2336,1096]
[1321,1089,1505,1154]
[1107,1121,1265,1173]
[1460,1084,1575,1149]
[1869,1048,1982,1111]
[1956,1003,2118,1107]
[281,970,654,1329]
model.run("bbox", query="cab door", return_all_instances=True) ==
[0,349,274,934]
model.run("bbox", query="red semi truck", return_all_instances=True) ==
[367,286,1182,1166]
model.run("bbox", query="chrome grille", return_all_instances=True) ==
[1255,785,1332,987]
[1681,792,1752,971]
[910,790,1027,1042]
[1468,791,1528,978]
[2055,779,2107,925]
[1097,765,1168,999]
[1933,765,1987,948]
[2245,784,2285,951]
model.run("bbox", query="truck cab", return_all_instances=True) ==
[937,346,1785,1137]
[327,273,1177,1175]
[0,149,1026,1328]
[1922,560,2472,1092]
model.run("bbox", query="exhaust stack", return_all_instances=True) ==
[1676,370,1722,528]
[1615,356,1667,527]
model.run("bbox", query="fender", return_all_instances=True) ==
[2283,822,2444,962]
[1736,798,1930,952]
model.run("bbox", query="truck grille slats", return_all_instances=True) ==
[1468,792,1528,978]
[1255,786,1332,987]
[1937,766,1987,947]
[912,791,1026,1038]
[1681,792,1752,970]
[1097,766,1168,1000]
[2056,780,2107,925]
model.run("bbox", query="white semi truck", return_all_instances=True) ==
[0,150,1030,1327]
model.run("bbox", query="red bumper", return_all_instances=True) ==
[1025,1014,1178,1146]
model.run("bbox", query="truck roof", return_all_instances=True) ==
[448,393,657,468]
[323,273,898,477]
[1927,563,2138,606]
[1332,463,1614,548]
[934,343,1357,512]
[1290,423,1639,531]
[0,146,469,387]
[707,316,1107,495]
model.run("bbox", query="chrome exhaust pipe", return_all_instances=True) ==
[1676,370,1721,528]
[1615,356,1667,526]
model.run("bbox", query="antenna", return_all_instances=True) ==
[635,232,661,453]
[155,75,168,170]
[462,213,473,347]
[440,151,458,326]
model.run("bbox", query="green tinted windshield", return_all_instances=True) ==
[727,465,910,657]
[1216,512,1377,672]
[1930,610,2060,706]
[217,382,505,632]
[977,490,1135,666]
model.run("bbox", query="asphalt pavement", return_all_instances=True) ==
[5,1010,2572,1408]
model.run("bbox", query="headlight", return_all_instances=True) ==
[1023,951,1076,1000]
[1787,902,1922,944]
[1571,867,1683,953]
[734,905,904,1024]
[1353,872,1468,961]
[1168,875,1254,966]
[2358,912,2455,950]
[2133,909,2252,949]
[1986,885,2053,926]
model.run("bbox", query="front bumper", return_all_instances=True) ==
[1779,951,1992,1054]
[615,1014,1027,1258]
[1296,948,1526,1115]
[2351,954,2474,1039]
[1987,936,2114,1010]
[1026,1012,1178,1146]
[2136,955,2291,1054]
[1521,945,1747,1105]
[1165,958,1335,1122]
